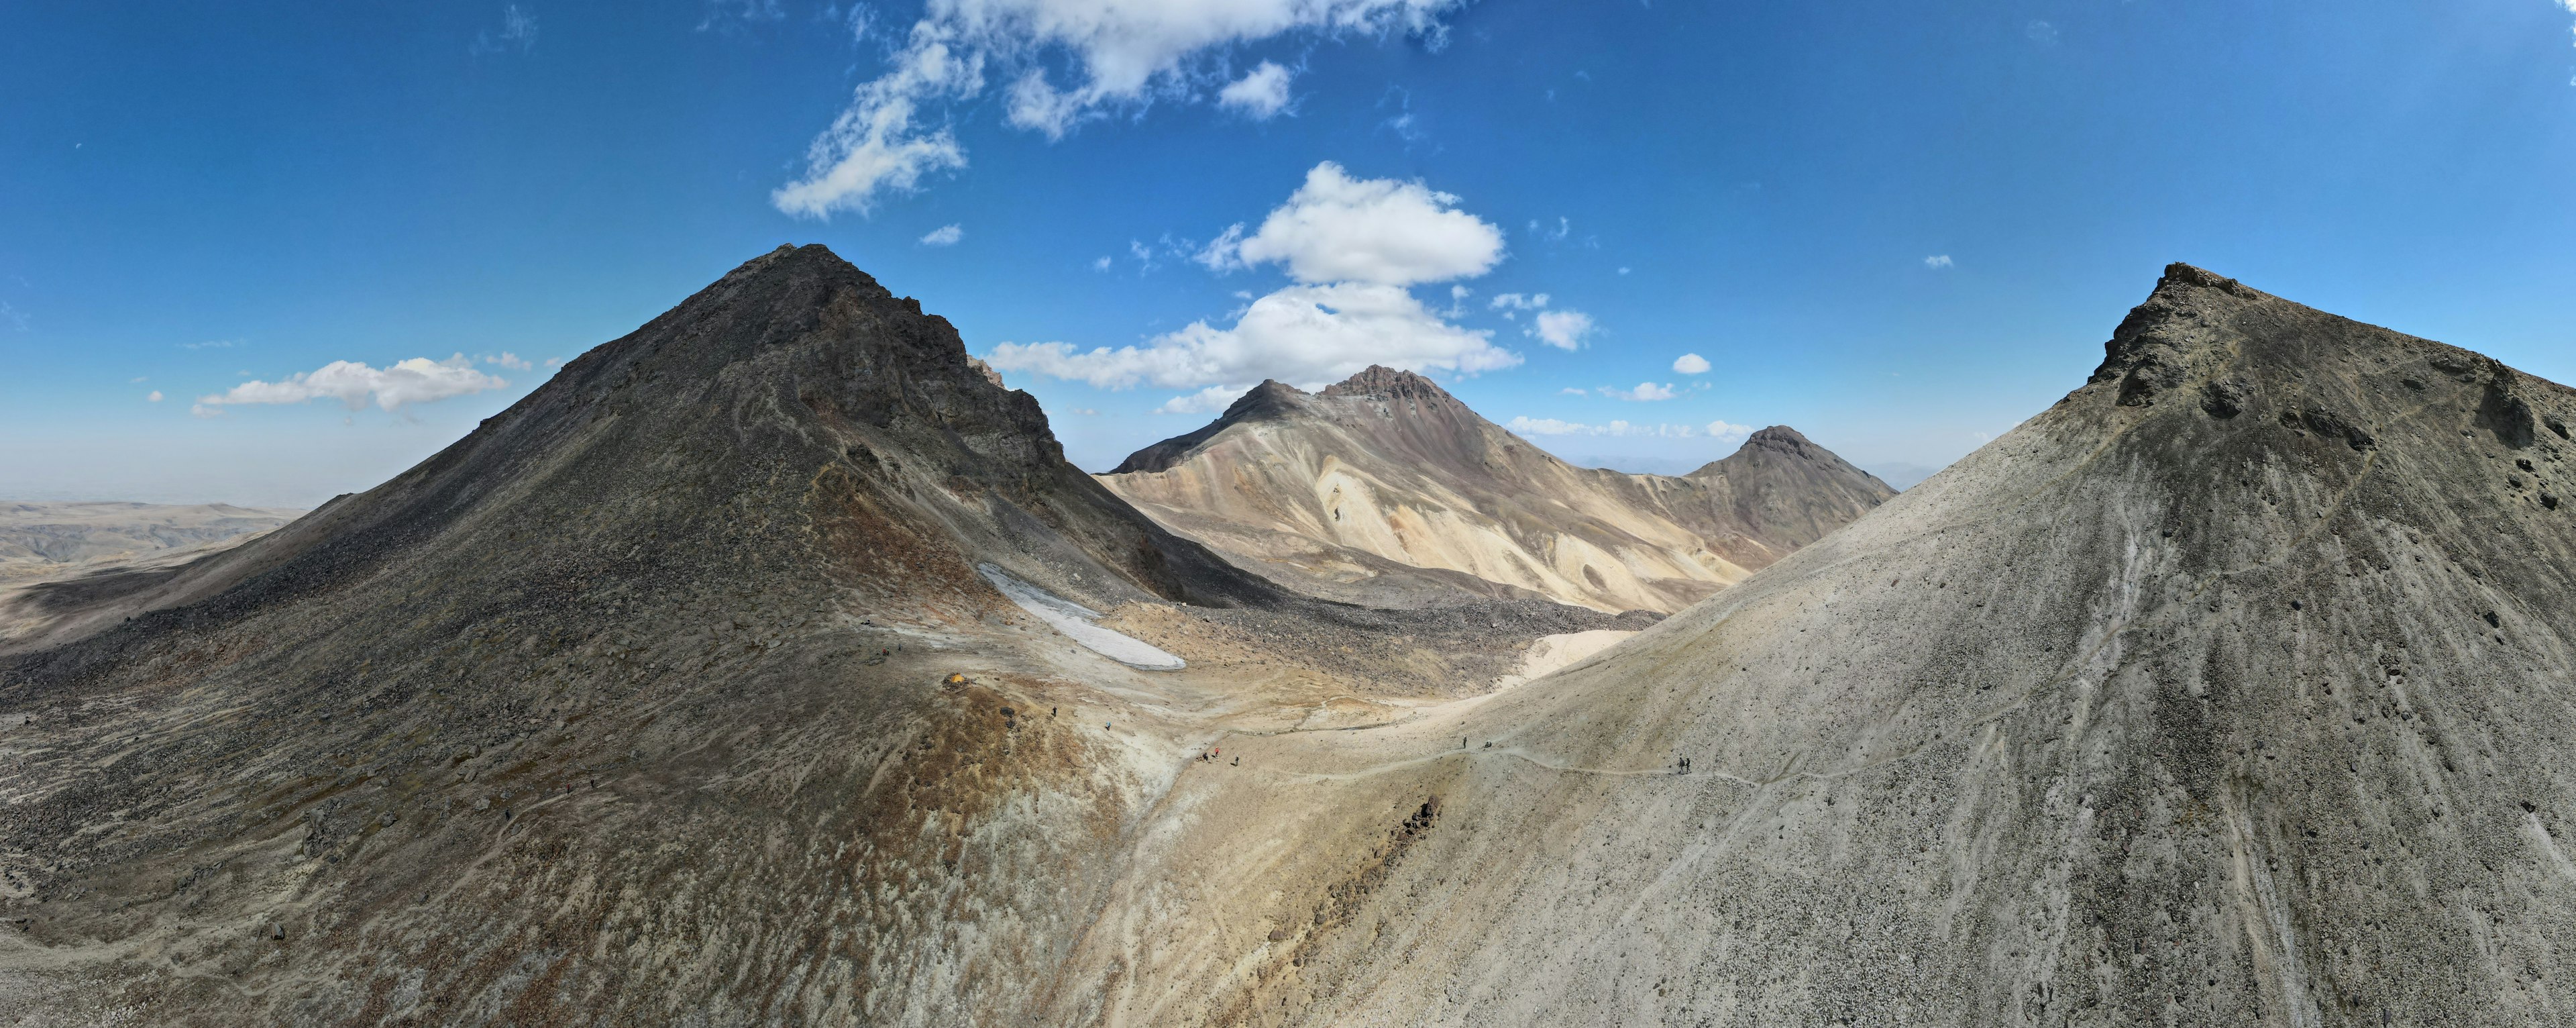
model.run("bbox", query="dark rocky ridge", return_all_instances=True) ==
[0,246,1631,1024]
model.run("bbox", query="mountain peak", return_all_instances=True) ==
[1319,366,1456,404]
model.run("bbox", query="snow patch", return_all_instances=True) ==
[977,564,1185,671]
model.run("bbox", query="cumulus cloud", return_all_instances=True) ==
[1489,292,1548,311]
[775,1,1462,217]
[920,223,965,246]
[1218,61,1294,119]
[988,282,1515,392]
[1705,419,1754,444]
[1199,162,1503,286]
[1529,309,1595,350]
[193,354,507,414]
[1157,384,1252,414]
[483,352,534,370]
[1923,254,1954,269]
[1672,352,1711,374]
[146,391,164,403]
[1603,382,1676,402]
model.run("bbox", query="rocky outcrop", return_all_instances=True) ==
[1097,368,1893,613]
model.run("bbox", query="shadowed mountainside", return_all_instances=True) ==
[0,246,1638,1025]
[1098,368,1894,613]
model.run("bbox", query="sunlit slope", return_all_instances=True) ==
[1101,368,1892,613]
[1071,264,2576,1025]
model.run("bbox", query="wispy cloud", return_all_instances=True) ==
[146,390,164,403]
[1505,416,1748,442]
[2024,20,2057,47]
[193,354,507,416]
[1923,254,1954,270]
[697,0,784,34]
[1601,381,1676,402]
[772,0,1464,217]
[470,5,539,56]
[919,223,965,246]
[482,352,534,370]
[180,339,237,350]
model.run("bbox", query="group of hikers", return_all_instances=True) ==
[1197,746,1238,766]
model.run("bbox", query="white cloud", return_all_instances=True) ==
[2025,20,2057,46]
[484,352,534,370]
[1504,417,1706,439]
[771,24,981,218]
[1529,309,1595,350]
[1093,255,1114,271]
[1196,162,1503,286]
[920,223,965,246]
[146,391,164,403]
[1489,292,1548,311]
[1705,419,1754,444]
[1604,382,1675,402]
[470,4,539,56]
[181,339,236,350]
[1558,387,1588,396]
[1157,384,1251,414]
[543,356,566,368]
[193,354,507,414]
[986,281,1515,391]
[1672,352,1710,374]
[774,1,1462,217]
[1923,254,1954,269]
[1218,61,1294,119]
[1617,266,1631,275]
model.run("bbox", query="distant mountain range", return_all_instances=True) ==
[1097,366,1894,613]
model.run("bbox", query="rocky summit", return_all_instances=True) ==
[1099,367,1893,613]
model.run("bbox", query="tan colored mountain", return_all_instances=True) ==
[1097,367,1895,613]
[0,501,301,579]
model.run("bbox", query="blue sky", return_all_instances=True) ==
[5,0,2574,505]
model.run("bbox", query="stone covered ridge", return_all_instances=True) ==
[1318,365,1460,405]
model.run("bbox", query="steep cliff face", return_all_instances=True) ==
[0,246,1627,1025]
[1097,368,1892,613]
[1043,264,2576,1025]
